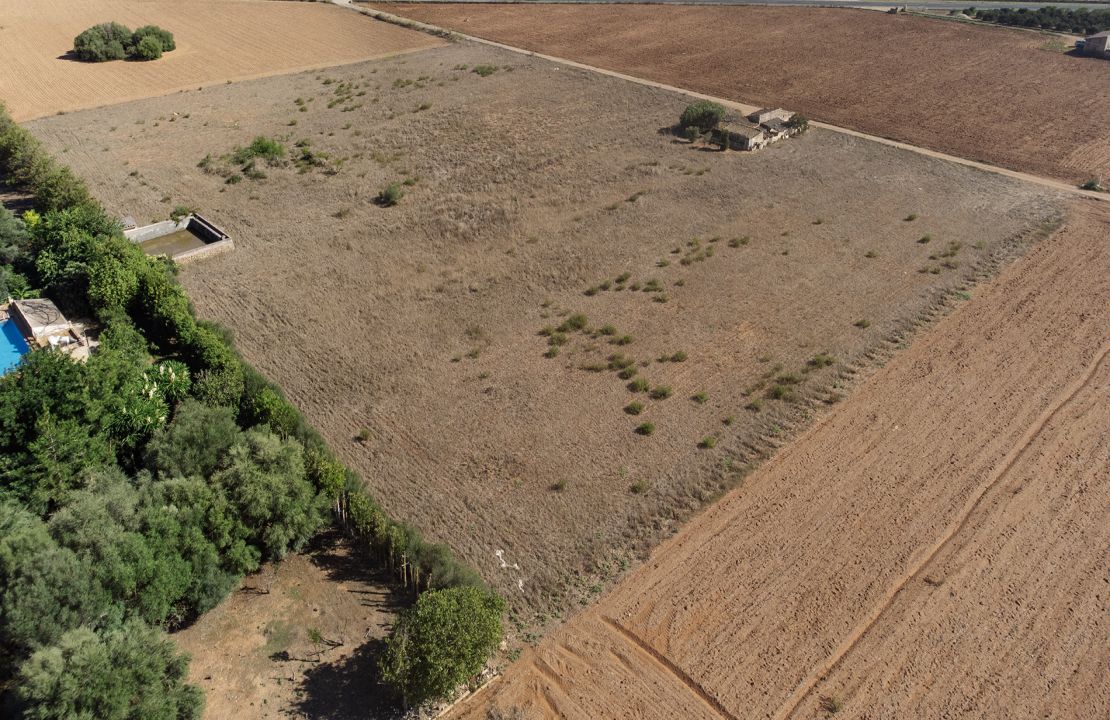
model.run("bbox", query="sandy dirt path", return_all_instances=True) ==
[445,199,1110,719]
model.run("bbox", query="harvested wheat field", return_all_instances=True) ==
[0,0,441,122]
[376,3,1110,184]
[446,199,1110,720]
[26,41,1065,630]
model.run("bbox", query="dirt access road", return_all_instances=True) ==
[447,200,1110,719]
[0,0,441,121]
[375,3,1110,185]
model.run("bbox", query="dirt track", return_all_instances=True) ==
[447,200,1110,719]
[375,3,1110,185]
[0,0,441,121]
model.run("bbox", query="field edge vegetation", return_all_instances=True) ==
[0,101,503,718]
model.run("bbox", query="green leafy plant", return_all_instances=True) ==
[679,101,726,133]
[379,587,505,708]
[378,182,404,207]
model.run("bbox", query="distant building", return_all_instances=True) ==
[715,122,767,151]
[1083,31,1109,58]
[748,108,795,126]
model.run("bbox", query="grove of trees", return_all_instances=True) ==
[72,23,177,63]
[965,7,1110,34]
[0,101,502,716]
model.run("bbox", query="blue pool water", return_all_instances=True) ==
[0,319,30,375]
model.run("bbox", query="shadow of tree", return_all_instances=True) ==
[291,638,402,720]
[285,529,412,718]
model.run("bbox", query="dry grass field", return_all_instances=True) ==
[446,200,1110,720]
[25,41,1063,632]
[376,3,1110,184]
[0,0,441,121]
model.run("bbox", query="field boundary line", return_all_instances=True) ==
[12,48,436,124]
[770,341,1110,720]
[339,1,1107,202]
[601,616,740,720]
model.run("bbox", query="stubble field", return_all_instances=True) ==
[446,200,1110,720]
[376,3,1110,184]
[25,41,1063,632]
[0,0,441,122]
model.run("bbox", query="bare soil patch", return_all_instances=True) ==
[174,531,404,720]
[446,200,1110,720]
[26,41,1062,632]
[375,3,1110,184]
[0,0,441,121]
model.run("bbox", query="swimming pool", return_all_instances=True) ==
[0,319,30,374]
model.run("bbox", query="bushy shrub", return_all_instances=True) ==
[0,108,93,211]
[132,25,175,53]
[16,619,202,720]
[786,114,810,134]
[72,23,176,63]
[380,586,505,708]
[72,23,131,62]
[679,101,725,133]
[229,136,285,166]
[378,182,404,207]
[0,206,28,264]
[133,35,164,61]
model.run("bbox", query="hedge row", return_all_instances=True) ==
[1,102,501,714]
[2,100,484,598]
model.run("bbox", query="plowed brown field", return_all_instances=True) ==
[446,200,1110,720]
[24,41,1065,629]
[0,0,441,121]
[375,3,1110,185]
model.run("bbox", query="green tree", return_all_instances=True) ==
[145,400,240,479]
[0,503,113,675]
[212,429,325,560]
[132,26,176,52]
[16,619,203,720]
[679,101,726,133]
[0,205,28,264]
[47,473,189,626]
[133,35,164,61]
[19,414,114,515]
[379,586,505,707]
[87,239,142,316]
[72,22,132,62]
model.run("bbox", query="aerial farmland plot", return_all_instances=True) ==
[5,0,1110,717]
[376,2,1110,185]
[0,0,442,122]
[26,38,1065,630]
